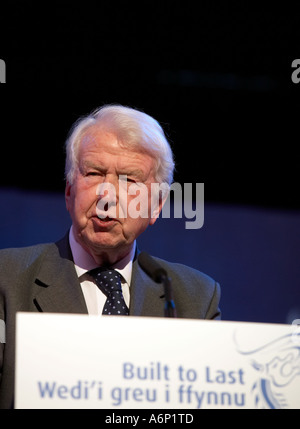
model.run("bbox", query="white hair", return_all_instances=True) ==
[64,104,175,185]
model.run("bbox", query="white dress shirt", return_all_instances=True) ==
[69,226,135,315]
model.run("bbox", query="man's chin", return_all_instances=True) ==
[81,226,125,251]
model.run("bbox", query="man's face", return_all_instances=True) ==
[65,128,162,262]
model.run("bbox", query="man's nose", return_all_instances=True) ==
[95,177,119,216]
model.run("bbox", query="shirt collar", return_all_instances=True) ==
[69,226,135,286]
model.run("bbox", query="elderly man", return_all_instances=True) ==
[0,104,221,408]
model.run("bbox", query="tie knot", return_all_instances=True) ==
[88,267,129,315]
[89,268,122,296]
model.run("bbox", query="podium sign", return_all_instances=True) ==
[15,313,300,409]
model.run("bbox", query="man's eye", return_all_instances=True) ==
[87,171,100,176]
[119,176,136,183]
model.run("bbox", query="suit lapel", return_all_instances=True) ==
[33,234,88,314]
[129,257,165,317]
[32,235,164,317]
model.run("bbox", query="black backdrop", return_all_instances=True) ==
[0,2,299,209]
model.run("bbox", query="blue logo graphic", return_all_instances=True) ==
[236,331,300,409]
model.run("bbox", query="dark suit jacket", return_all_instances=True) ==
[0,233,221,409]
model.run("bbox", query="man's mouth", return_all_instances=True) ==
[99,216,115,222]
[91,214,118,228]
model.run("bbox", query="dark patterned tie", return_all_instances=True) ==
[89,268,129,315]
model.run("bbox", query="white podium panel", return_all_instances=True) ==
[15,313,300,409]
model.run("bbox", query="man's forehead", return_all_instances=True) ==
[78,126,157,175]
[82,159,144,173]
[78,149,156,181]
[79,129,152,160]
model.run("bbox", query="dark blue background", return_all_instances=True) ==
[0,188,299,324]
